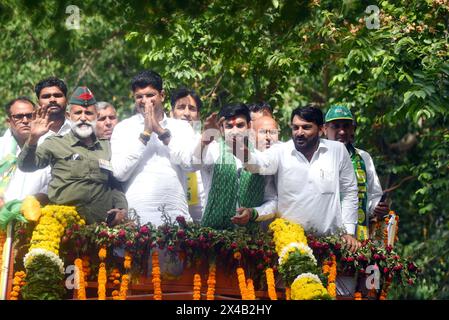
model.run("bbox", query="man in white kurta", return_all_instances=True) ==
[245,106,359,246]
[111,71,196,227]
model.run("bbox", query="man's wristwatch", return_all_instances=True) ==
[140,130,152,144]
[158,129,171,141]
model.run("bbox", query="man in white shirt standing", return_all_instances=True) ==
[324,105,389,240]
[244,105,360,252]
[110,70,196,226]
[0,97,50,204]
[169,87,205,224]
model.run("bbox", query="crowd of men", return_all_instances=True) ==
[1,70,391,255]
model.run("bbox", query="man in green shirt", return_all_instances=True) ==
[17,87,127,225]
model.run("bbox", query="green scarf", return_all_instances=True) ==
[201,139,265,230]
[348,145,369,240]
[0,139,18,198]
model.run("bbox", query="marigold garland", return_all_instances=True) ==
[98,245,107,300]
[74,258,86,300]
[236,267,249,300]
[152,250,162,300]
[119,275,130,300]
[124,251,132,270]
[354,292,362,300]
[246,278,256,300]
[290,273,330,300]
[265,268,277,300]
[9,271,26,300]
[285,287,291,300]
[0,230,5,275]
[193,273,202,300]
[206,263,216,300]
[322,254,337,298]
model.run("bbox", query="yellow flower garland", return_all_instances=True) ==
[193,273,202,300]
[152,251,162,300]
[269,218,307,254]
[206,263,216,300]
[265,268,277,300]
[291,274,329,300]
[9,271,26,300]
[29,205,85,256]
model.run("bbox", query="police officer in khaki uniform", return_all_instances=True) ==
[18,86,127,225]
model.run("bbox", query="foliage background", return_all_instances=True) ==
[0,0,448,299]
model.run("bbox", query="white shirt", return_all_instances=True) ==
[110,113,196,226]
[1,120,72,202]
[356,148,383,216]
[246,139,359,236]
[195,140,278,217]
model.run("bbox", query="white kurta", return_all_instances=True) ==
[111,113,196,226]
[246,139,359,236]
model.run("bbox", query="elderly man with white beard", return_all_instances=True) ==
[17,87,127,225]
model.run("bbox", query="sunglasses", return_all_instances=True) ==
[40,93,65,99]
[10,113,35,121]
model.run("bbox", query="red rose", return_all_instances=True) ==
[118,230,126,238]
[177,230,186,238]
[140,226,149,234]
[383,267,389,273]
[230,242,238,249]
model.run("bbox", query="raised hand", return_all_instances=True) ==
[28,106,54,145]
[201,112,224,146]
[143,100,154,134]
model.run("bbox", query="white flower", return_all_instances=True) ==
[278,242,317,265]
[24,248,65,274]
[293,273,322,285]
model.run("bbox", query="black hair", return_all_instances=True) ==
[170,87,203,112]
[248,101,273,114]
[218,103,251,123]
[131,70,163,92]
[35,76,68,98]
[290,105,324,126]
[5,96,36,116]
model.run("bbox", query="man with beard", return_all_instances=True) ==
[95,101,119,140]
[243,105,360,252]
[169,87,205,223]
[324,105,389,240]
[193,103,266,230]
[17,87,127,225]
[34,77,72,137]
[0,97,50,204]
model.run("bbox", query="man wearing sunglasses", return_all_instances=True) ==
[34,76,72,138]
[0,97,50,205]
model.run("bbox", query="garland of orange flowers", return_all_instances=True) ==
[380,276,393,300]
[82,256,91,281]
[0,231,6,275]
[246,278,256,300]
[74,258,86,300]
[265,268,277,300]
[152,250,162,300]
[206,263,216,300]
[117,252,132,300]
[9,271,26,300]
[97,246,107,300]
[236,267,250,300]
[193,273,202,300]
[354,292,363,300]
[285,287,291,300]
[328,254,337,298]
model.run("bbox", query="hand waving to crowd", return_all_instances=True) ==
[27,105,54,145]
